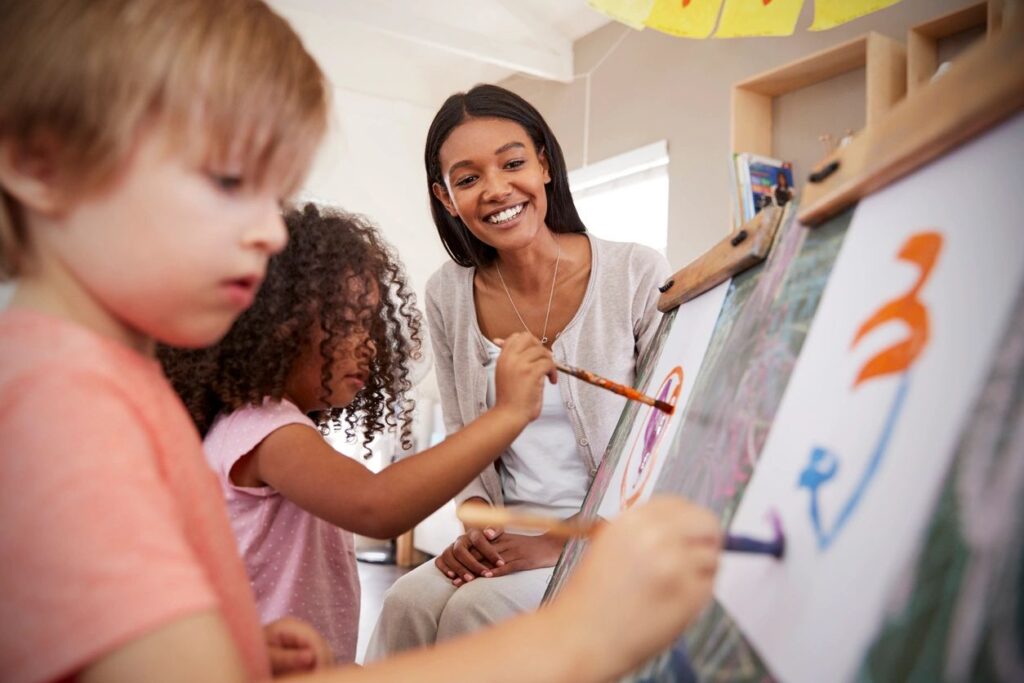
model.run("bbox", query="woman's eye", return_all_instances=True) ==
[454,175,477,188]
[505,159,525,169]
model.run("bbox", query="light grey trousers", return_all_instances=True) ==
[364,559,553,661]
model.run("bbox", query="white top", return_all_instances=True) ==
[426,234,671,506]
[482,339,588,519]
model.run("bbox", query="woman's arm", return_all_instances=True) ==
[425,272,494,506]
[633,246,672,364]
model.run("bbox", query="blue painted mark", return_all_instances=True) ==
[798,373,911,550]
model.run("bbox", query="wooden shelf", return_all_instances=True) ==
[731,32,907,159]
[799,11,1024,226]
[907,0,1002,94]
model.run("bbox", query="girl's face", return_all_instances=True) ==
[433,117,552,255]
[285,273,379,413]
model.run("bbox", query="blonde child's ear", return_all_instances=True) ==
[432,181,459,217]
[0,137,66,216]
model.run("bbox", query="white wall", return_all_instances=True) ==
[302,87,448,302]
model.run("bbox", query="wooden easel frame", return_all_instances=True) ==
[657,206,784,312]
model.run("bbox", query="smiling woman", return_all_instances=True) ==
[366,84,672,658]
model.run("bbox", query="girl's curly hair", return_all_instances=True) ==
[159,203,423,457]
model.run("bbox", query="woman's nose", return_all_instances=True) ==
[481,173,512,202]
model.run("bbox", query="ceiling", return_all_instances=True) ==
[268,0,611,109]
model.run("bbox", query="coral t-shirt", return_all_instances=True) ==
[0,309,269,683]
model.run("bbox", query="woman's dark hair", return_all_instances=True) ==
[159,203,423,457]
[425,83,586,267]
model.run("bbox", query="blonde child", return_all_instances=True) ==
[159,202,560,663]
[0,1,721,681]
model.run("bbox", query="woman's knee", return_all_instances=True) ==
[379,562,456,619]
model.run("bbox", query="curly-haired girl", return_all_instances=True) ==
[160,203,557,663]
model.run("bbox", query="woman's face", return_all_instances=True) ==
[433,117,552,255]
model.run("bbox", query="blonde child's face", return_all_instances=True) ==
[285,275,380,414]
[32,127,288,349]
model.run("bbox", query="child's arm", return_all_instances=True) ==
[319,496,720,683]
[246,332,555,539]
[78,496,720,683]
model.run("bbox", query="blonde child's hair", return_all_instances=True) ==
[0,0,329,278]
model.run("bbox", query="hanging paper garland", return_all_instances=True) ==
[587,0,904,37]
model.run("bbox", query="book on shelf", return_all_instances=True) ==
[732,152,795,227]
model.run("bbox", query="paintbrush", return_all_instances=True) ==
[457,502,785,559]
[556,362,674,415]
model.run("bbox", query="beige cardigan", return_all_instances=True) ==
[425,235,670,506]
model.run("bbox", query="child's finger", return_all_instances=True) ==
[267,645,315,675]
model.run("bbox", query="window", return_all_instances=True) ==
[569,140,669,254]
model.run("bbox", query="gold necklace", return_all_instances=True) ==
[494,237,561,345]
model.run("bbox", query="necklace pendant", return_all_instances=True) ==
[541,336,549,345]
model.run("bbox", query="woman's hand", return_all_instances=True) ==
[263,616,333,676]
[481,532,566,578]
[435,525,506,585]
[435,530,566,585]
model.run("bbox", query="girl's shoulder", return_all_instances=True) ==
[204,398,317,465]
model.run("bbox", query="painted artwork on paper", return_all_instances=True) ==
[596,280,729,518]
[716,114,1024,683]
[799,232,941,551]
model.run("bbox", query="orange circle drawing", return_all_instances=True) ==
[619,366,684,510]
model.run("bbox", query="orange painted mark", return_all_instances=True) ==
[682,0,691,7]
[851,232,943,387]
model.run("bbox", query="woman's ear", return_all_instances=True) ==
[432,181,459,217]
[538,147,551,185]
[0,136,66,216]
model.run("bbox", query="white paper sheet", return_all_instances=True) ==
[598,279,730,517]
[715,113,1024,683]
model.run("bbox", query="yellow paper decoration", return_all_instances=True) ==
[809,0,902,31]
[587,0,657,30]
[645,0,726,38]
[715,0,804,38]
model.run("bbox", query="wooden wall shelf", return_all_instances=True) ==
[907,0,1002,94]
[731,32,907,159]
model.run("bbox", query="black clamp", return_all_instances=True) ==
[808,160,840,184]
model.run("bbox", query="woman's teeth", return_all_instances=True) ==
[486,204,524,224]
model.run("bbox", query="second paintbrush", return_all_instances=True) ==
[555,362,674,415]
